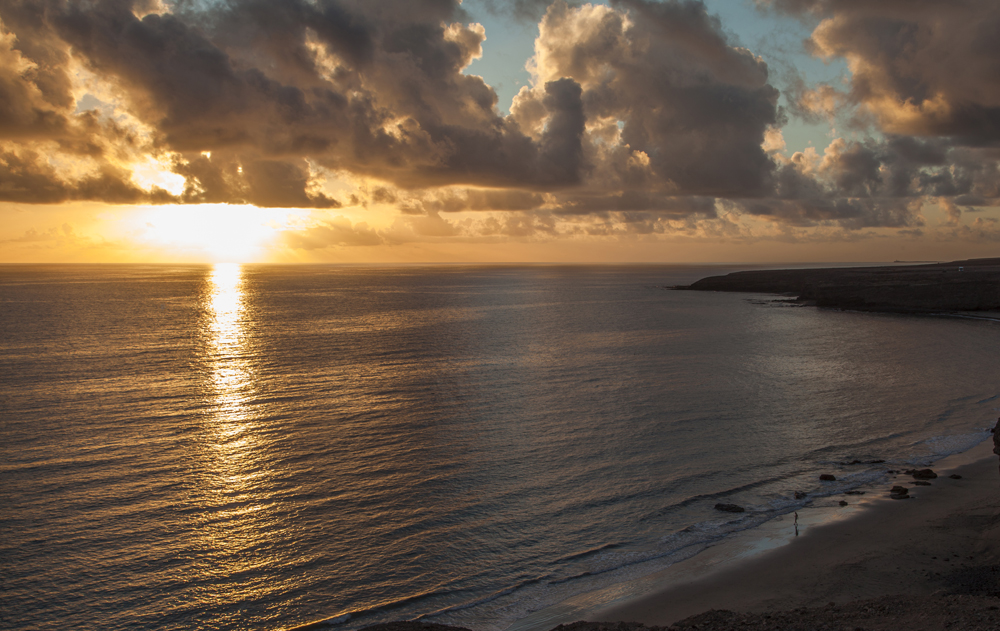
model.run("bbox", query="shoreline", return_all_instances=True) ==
[584,439,1000,627]
[499,439,1000,631]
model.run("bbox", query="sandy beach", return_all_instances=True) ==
[575,439,1000,629]
[358,440,1000,631]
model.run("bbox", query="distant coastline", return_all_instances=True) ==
[673,257,1000,314]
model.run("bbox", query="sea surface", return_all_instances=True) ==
[2,264,998,631]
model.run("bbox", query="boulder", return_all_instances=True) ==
[839,500,848,506]
[912,469,937,480]
[715,503,745,513]
[891,486,909,494]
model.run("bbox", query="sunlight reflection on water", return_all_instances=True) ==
[207,263,252,430]
[195,263,286,612]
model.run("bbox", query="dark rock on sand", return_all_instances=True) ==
[820,474,836,481]
[890,493,911,500]
[950,474,964,480]
[839,500,848,506]
[913,469,938,480]
[914,480,933,486]
[714,503,745,513]
[891,486,909,494]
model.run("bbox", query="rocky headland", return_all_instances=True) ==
[674,258,1000,313]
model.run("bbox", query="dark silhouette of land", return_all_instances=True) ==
[674,258,1000,313]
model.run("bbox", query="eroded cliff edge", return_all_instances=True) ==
[675,258,1000,313]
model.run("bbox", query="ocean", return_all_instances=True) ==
[1,264,997,631]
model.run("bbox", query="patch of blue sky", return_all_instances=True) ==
[462,0,853,154]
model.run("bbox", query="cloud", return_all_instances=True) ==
[513,0,782,198]
[766,0,1000,145]
[282,216,382,249]
[0,143,175,204]
[0,0,780,204]
[0,0,589,204]
[0,0,997,242]
[474,0,585,23]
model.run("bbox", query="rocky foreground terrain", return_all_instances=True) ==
[675,258,1000,313]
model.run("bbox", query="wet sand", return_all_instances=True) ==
[588,440,1000,627]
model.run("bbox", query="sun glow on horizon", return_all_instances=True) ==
[132,204,303,263]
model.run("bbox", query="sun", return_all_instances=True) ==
[132,204,300,262]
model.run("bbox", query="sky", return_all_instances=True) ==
[2,0,1000,263]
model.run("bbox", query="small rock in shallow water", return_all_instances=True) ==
[913,480,932,486]
[839,500,848,506]
[891,485,909,494]
[714,503,745,513]
[890,493,910,500]
[794,491,808,499]
[912,468,938,479]
[844,490,865,495]
[820,474,837,481]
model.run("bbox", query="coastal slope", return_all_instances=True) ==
[675,258,1000,313]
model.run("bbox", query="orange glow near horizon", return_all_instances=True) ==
[132,204,303,263]
[1,198,998,265]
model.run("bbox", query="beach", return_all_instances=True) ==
[575,439,1000,629]
[362,440,1000,631]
